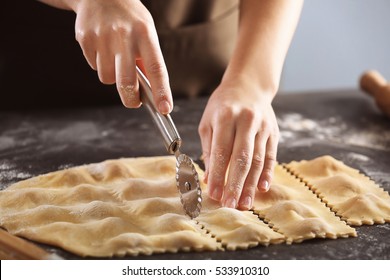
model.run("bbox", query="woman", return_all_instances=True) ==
[36,0,303,210]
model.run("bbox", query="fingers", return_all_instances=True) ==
[115,52,140,108]
[198,122,212,184]
[74,2,171,113]
[76,30,97,70]
[95,39,116,85]
[222,128,276,210]
[258,131,279,193]
[237,134,267,210]
[75,24,113,83]
[90,38,142,108]
[222,116,256,209]
[206,118,235,203]
[201,109,278,210]
[138,31,173,115]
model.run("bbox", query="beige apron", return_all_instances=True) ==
[142,0,239,98]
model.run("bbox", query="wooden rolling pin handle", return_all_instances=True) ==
[360,70,390,117]
[360,70,387,98]
[0,228,62,260]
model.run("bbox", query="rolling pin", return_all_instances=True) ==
[0,228,62,260]
[360,70,390,117]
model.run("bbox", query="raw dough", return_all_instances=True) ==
[0,155,386,257]
[252,165,356,244]
[197,196,285,250]
[286,155,390,225]
[0,157,221,257]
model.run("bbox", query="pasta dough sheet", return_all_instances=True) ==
[0,157,221,257]
[197,196,285,250]
[286,156,390,226]
[252,165,356,244]
[0,155,386,257]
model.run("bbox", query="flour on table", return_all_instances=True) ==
[0,161,32,190]
[278,113,318,131]
[278,113,390,151]
[346,152,370,162]
[58,164,75,170]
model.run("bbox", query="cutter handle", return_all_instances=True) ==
[136,66,182,154]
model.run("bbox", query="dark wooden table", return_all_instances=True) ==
[1,89,389,259]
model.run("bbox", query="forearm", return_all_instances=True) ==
[222,0,303,97]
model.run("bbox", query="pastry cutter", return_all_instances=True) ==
[136,66,202,218]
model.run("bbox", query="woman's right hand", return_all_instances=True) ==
[63,0,173,114]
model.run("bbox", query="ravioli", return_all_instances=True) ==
[286,156,390,225]
[253,165,356,243]
[0,157,220,257]
[0,155,387,257]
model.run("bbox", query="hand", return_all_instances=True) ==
[73,0,172,113]
[198,80,279,210]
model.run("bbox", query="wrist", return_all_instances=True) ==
[220,70,278,102]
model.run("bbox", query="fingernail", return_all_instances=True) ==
[159,100,171,114]
[210,188,221,201]
[260,180,269,192]
[224,197,237,208]
[241,196,252,210]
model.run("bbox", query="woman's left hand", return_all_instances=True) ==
[198,79,279,210]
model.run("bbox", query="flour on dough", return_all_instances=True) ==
[0,157,221,257]
[0,155,385,257]
[286,155,390,225]
[252,164,356,244]
[197,196,285,250]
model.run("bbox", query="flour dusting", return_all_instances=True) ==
[0,160,32,189]
[58,164,75,170]
[278,113,390,150]
[346,152,370,162]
